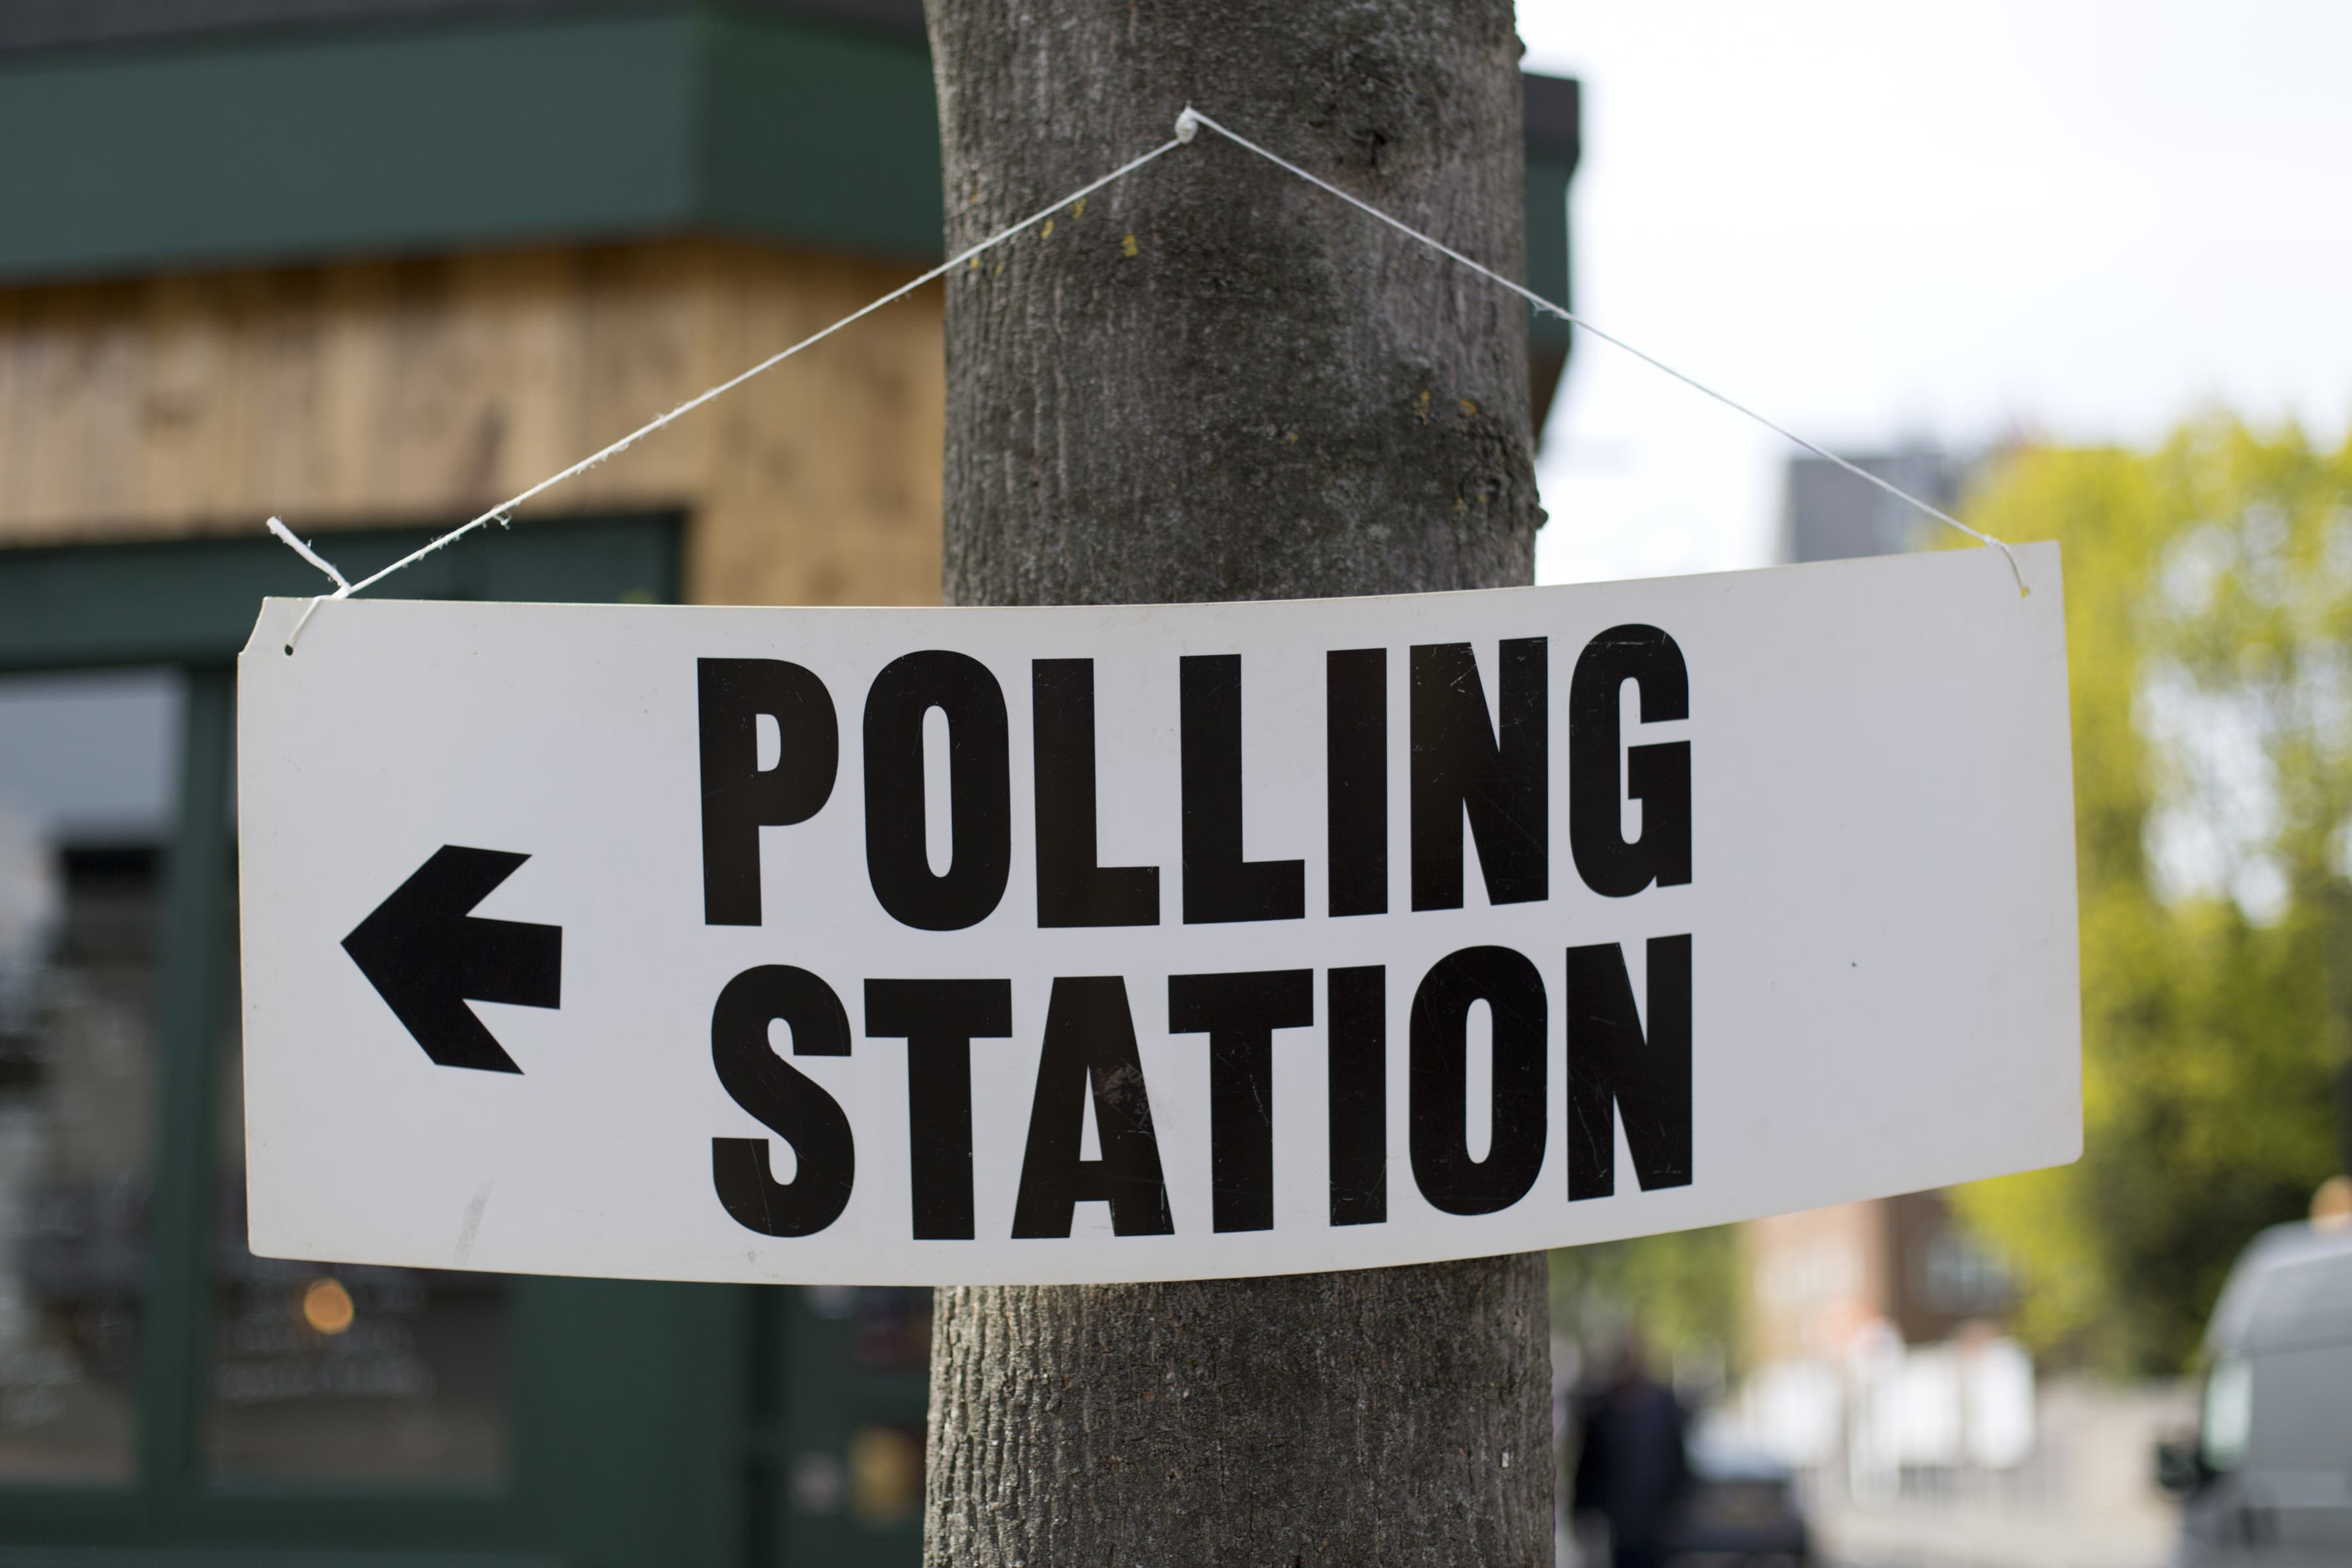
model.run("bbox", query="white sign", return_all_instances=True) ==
[237,545,2079,1286]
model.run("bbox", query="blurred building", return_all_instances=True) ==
[1756,444,2015,1365]
[1778,444,1967,565]
[0,6,1580,1563]
[1746,1190,2013,1368]
[1736,444,2035,1493]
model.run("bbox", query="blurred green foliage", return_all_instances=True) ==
[1950,417,2352,1375]
[1551,1225,1744,1379]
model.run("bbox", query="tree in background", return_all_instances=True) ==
[1952,417,2352,1374]
[1552,1227,1743,1391]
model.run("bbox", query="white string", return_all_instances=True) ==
[1173,108,2028,597]
[272,103,2027,644]
[272,131,1189,651]
[266,517,350,592]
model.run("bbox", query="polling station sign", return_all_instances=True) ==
[237,543,2078,1286]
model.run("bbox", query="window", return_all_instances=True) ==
[2201,1355,2250,1474]
[0,671,180,1480]
[208,1004,512,1482]
[0,517,930,1566]
[0,520,749,1565]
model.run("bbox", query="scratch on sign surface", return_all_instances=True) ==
[455,1181,493,1267]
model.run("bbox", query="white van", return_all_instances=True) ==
[2161,1221,2352,1563]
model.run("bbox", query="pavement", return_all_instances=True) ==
[1795,1375,2194,1568]
[1813,1492,2176,1568]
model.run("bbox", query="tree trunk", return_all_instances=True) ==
[921,1,1552,1561]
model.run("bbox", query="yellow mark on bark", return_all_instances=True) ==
[1041,219,1055,238]
[1416,390,1432,424]
[1454,497,1468,513]
[1072,197,1086,218]
[1286,431,1299,442]
[1122,233,1139,257]
[1459,399,1478,417]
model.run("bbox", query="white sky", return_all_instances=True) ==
[1517,0,2352,585]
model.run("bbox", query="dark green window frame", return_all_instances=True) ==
[0,517,939,1567]
[0,519,731,1565]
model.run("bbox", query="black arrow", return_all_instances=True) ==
[342,846,563,1074]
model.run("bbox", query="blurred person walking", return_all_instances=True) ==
[1573,1337,1692,1568]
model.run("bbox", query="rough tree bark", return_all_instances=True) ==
[922,1,1553,1561]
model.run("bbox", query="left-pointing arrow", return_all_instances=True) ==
[342,846,563,1074]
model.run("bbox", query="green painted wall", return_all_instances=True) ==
[0,10,941,281]
[0,519,681,674]
[0,7,1567,366]
[1526,154,1575,367]
[700,13,945,259]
